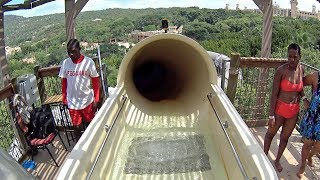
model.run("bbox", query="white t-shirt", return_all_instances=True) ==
[59,56,99,110]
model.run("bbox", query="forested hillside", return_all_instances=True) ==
[4,7,320,86]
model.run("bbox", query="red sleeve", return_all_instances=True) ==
[62,78,67,104]
[92,77,100,102]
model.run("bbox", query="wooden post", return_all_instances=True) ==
[226,53,240,103]
[65,0,89,41]
[65,0,75,41]
[252,0,273,119]
[0,8,9,87]
[10,78,18,93]
[34,65,46,103]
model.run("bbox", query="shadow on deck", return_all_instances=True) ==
[25,132,76,179]
[250,126,320,180]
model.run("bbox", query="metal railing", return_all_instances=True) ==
[86,95,127,180]
[207,93,256,180]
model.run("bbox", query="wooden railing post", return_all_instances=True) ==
[226,53,240,103]
[34,65,46,103]
[10,78,18,93]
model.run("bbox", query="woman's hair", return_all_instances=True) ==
[67,38,81,50]
[288,43,301,57]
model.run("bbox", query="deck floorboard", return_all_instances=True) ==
[251,126,320,180]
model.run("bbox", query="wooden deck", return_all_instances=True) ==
[23,126,320,180]
[25,132,76,179]
[251,126,320,180]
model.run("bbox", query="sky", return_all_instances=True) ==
[4,0,320,17]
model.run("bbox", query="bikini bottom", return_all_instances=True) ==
[275,99,300,119]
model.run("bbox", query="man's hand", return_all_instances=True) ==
[62,99,67,105]
[92,101,98,112]
[62,99,68,109]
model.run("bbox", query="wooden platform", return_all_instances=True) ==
[25,132,76,179]
[250,126,320,180]
[43,94,62,105]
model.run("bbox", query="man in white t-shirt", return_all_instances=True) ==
[59,39,100,141]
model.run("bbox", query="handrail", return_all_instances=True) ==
[86,95,127,180]
[301,62,320,72]
[0,83,15,101]
[207,93,256,180]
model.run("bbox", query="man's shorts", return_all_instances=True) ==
[69,103,95,126]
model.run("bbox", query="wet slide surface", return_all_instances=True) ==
[124,134,211,174]
[90,102,229,180]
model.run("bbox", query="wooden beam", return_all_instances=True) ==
[252,0,273,120]
[0,8,9,87]
[261,0,273,57]
[0,83,14,101]
[38,66,60,77]
[74,0,89,17]
[226,53,240,103]
[34,65,46,103]
[240,57,286,68]
[252,0,268,12]
[2,0,56,12]
[0,0,12,6]
[30,0,56,9]
[65,0,89,41]
[65,0,75,41]
[2,3,30,11]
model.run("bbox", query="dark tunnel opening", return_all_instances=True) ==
[132,60,180,101]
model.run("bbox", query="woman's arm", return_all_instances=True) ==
[269,67,282,117]
[303,72,317,87]
[301,72,317,109]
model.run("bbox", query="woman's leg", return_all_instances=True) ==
[264,114,285,155]
[297,139,313,178]
[307,141,320,166]
[274,114,298,172]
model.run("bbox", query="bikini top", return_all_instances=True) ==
[280,79,303,92]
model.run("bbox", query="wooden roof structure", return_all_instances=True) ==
[2,0,56,11]
[0,0,88,86]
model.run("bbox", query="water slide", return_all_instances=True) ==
[57,34,277,180]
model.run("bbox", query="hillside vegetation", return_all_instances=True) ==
[5,7,320,86]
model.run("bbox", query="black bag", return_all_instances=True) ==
[29,107,56,139]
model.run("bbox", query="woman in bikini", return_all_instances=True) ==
[264,43,306,172]
[297,71,320,178]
